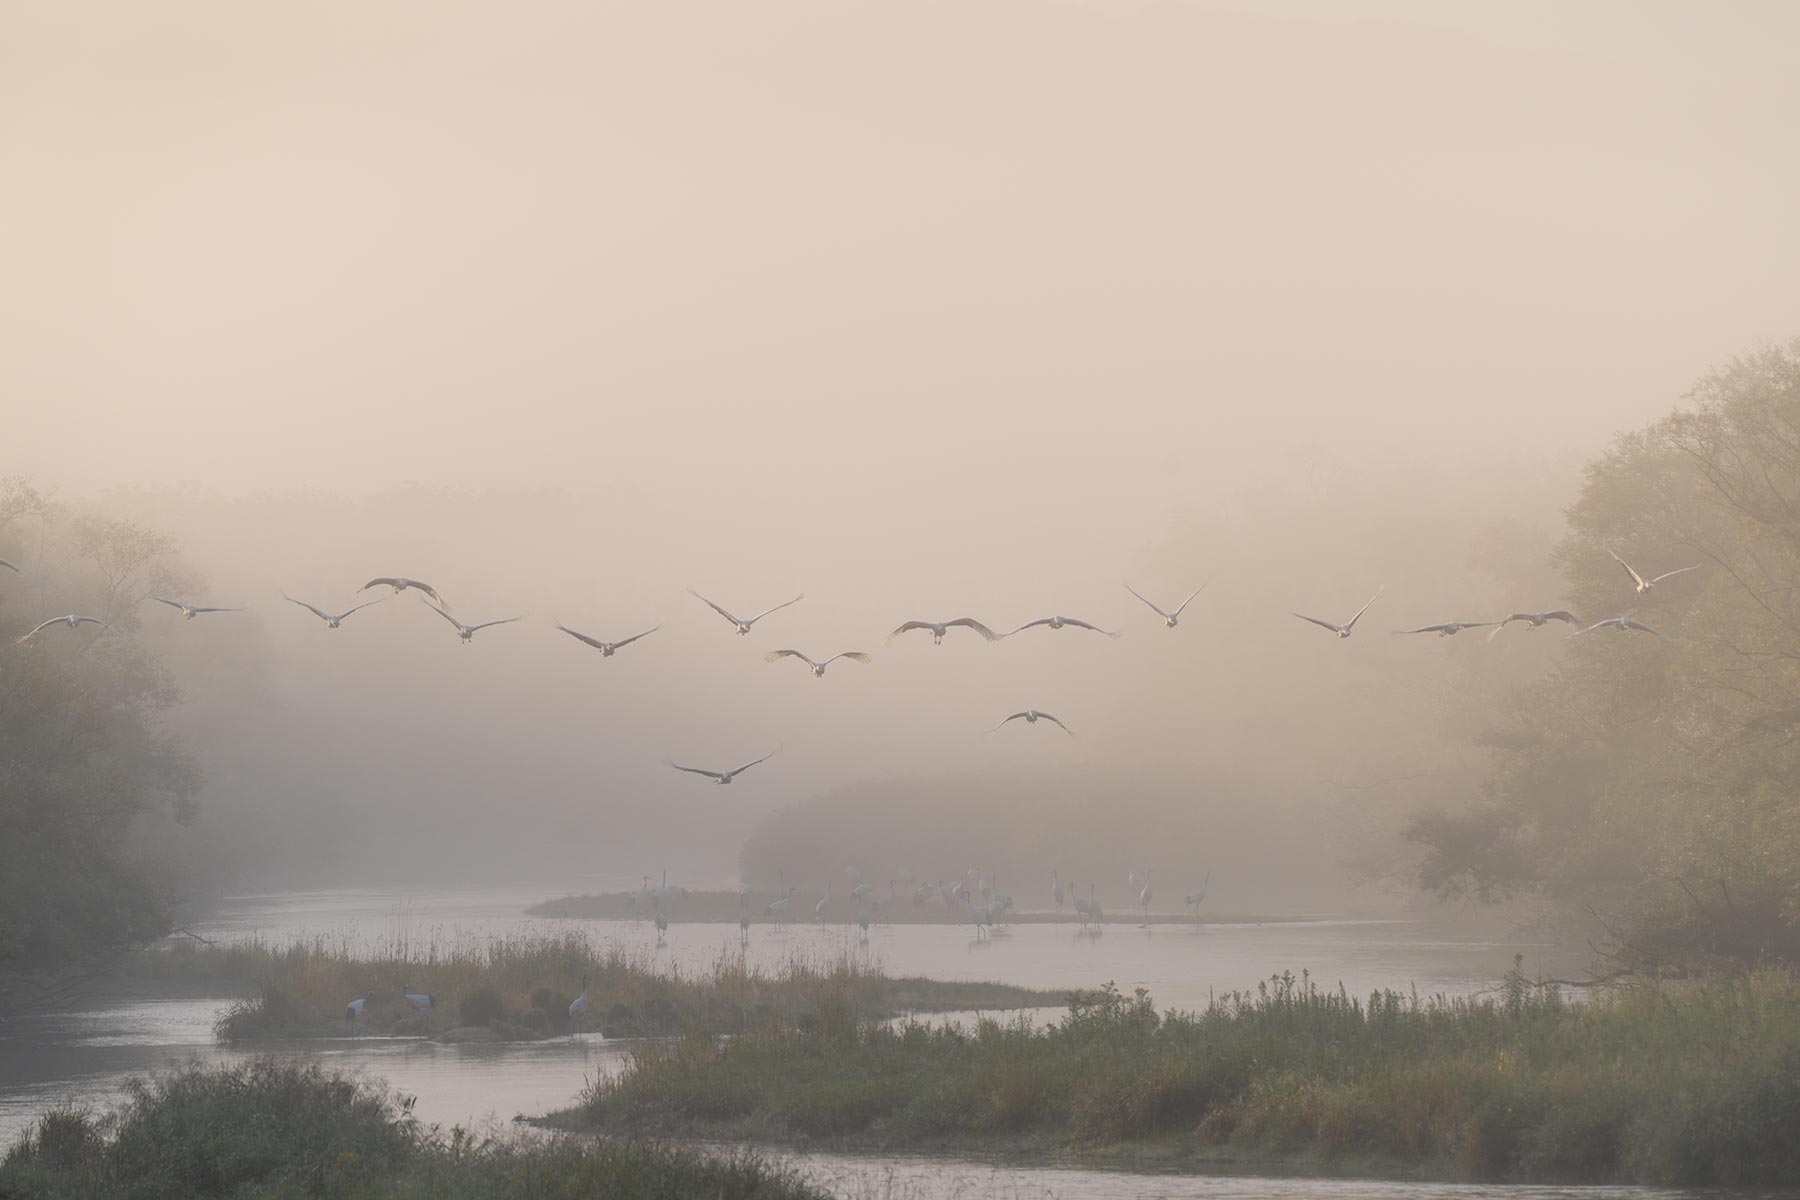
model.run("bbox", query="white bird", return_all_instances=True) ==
[654,905,669,939]
[1127,865,1148,890]
[1087,883,1104,925]
[361,577,444,605]
[144,595,242,620]
[1072,888,1091,926]
[815,879,832,922]
[1185,872,1211,917]
[1573,616,1676,640]
[688,587,803,636]
[1137,870,1154,921]
[664,747,779,785]
[1292,587,1383,639]
[765,886,795,928]
[1004,615,1120,639]
[1609,550,1700,595]
[885,618,1000,646]
[1489,611,1585,640]
[425,601,519,644]
[345,991,376,1028]
[1124,580,1209,629]
[964,899,992,939]
[764,649,872,677]
[400,987,434,1015]
[738,887,752,940]
[557,621,659,657]
[284,593,384,628]
[990,710,1076,737]
[989,880,1013,920]
[1394,620,1500,637]
[16,614,121,643]
[568,974,591,1030]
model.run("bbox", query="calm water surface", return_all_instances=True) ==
[3,885,1729,1200]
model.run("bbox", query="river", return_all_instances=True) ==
[0,884,1739,1199]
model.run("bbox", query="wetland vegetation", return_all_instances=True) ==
[554,961,1800,1187]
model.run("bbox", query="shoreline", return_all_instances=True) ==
[526,889,1318,926]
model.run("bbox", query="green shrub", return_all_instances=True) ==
[0,1059,828,1200]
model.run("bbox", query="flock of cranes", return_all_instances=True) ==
[7,544,1698,781]
[2,543,1703,1029]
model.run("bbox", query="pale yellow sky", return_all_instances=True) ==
[5,0,1797,523]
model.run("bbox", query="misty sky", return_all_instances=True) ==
[4,1,1798,892]
[6,1,1798,513]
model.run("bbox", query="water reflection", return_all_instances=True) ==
[2,885,1611,1199]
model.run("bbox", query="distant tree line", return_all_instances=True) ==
[0,479,201,1016]
[1411,339,1800,969]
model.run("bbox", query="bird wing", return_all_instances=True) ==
[1343,587,1383,631]
[1459,620,1500,629]
[424,602,466,631]
[1004,618,1054,637]
[1040,712,1077,737]
[1621,618,1672,639]
[665,759,726,780]
[76,616,122,635]
[746,594,804,624]
[945,618,1000,641]
[687,587,742,627]
[1545,611,1584,628]
[557,623,608,650]
[1123,584,1170,620]
[885,621,931,644]
[1608,549,1647,589]
[612,626,659,649]
[17,617,63,642]
[1172,579,1210,617]
[187,605,242,614]
[988,712,1029,732]
[145,595,185,610]
[361,577,400,593]
[764,649,814,667]
[466,617,520,633]
[336,599,384,621]
[1571,617,1619,636]
[1395,625,1450,635]
[1647,564,1701,585]
[1062,617,1122,639]
[284,593,332,621]
[730,748,779,775]
[1291,612,1342,633]
[406,581,445,604]
[826,652,873,665]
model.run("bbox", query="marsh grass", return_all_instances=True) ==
[564,962,1800,1186]
[0,1058,826,1200]
[126,932,1053,1041]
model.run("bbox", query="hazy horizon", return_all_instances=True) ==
[6,0,1798,904]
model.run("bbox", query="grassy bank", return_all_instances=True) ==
[133,933,1055,1042]
[0,1058,826,1200]
[528,888,1287,925]
[554,962,1800,1187]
